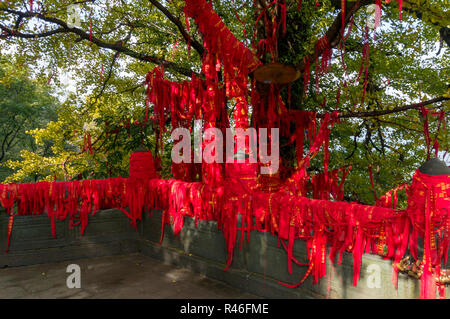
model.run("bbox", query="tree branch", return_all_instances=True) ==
[0,129,14,162]
[400,1,449,48]
[95,51,120,100]
[0,25,67,39]
[335,96,449,119]
[147,0,204,57]
[376,118,423,134]
[0,123,22,163]
[0,8,196,77]
[295,0,373,72]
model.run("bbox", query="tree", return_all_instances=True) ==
[0,55,58,182]
[0,0,448,204]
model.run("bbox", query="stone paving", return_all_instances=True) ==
[0,253,257,299]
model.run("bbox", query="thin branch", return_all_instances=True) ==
[345,126,361,160]
[147,0,205,57]
[295,0,373,72]
[333,96,449,119]
[376,118,423,134]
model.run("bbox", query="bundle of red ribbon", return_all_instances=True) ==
[407,170,450,298]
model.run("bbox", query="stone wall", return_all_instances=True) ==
[0,209,140,267]
[139,211,428,299]
[0,208,446,298]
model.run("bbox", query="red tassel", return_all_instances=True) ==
[184,6,190,32]
[6,215,14,253]
[88,134,93,154]
[420,106,431,160]
[336,86,341,105]
[288,83,291,109]
[279,242,314,288]
[83,134,87,152]
[375,0,381,29]
[361,65,368,105]
[421,191,436,299]
[172,40,179,59]
[187,37,191,59]
[281,0,287,36]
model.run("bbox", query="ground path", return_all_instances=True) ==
[0,253,257,299]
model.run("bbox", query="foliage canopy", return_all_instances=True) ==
[0,0,448,204]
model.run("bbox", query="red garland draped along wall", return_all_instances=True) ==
[1,168,449,298]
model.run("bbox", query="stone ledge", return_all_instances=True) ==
[0,208,447,298]
[0,240,140,268]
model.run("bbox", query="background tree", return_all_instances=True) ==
[0,0,448,204]
[0,55,58,182]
